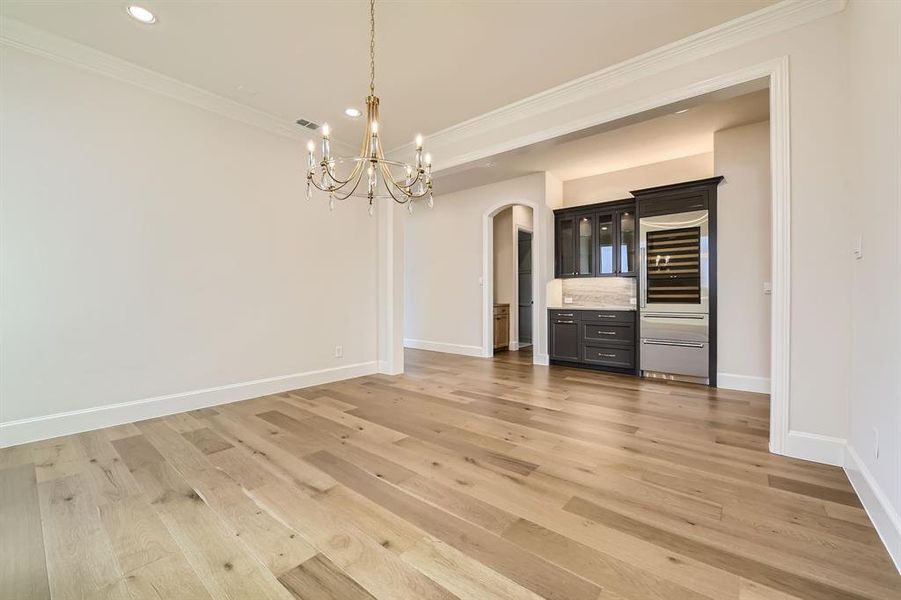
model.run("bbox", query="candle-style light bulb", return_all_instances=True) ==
[424,153,432,166]
[367,164,377,194]
[321,124,331,161]
[415,134,423,149]
[369,122,379,157]
[306,140,316,174]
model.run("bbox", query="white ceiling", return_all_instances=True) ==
[0,0,776,148]
[435,84,770,194]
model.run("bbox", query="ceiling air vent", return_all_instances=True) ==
[295,118,320,131]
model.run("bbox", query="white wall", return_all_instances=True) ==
[562,153,713,206]
[714,121,771,392]
[844,0,901,569]
[0,46,378,444]
[405,173,550,358]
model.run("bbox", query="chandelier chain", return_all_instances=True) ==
[369,0,376,95]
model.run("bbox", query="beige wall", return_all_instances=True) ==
[562,153,714,206]
[714,121,771,391]
[845,0,901,566]
[0,46,378,433]
[405,173,550,357]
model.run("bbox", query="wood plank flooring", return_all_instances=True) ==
[2,348,899,599]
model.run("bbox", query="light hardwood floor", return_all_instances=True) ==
[2,348,899,599]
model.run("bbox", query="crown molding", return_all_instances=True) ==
[392,0,845,167]
[0,16,311,142]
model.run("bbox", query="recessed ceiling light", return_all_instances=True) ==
[126,5,156,24]
[344,108,362,118]
[675,108,690,115]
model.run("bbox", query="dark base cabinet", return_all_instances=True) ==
[548,309,637,373]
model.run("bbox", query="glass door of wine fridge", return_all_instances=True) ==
[639,210,709,314]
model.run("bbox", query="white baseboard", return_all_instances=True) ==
[717,372,770,394]
[845,445,901,573]
[533,353,549,366]
[781,430,846,467]
[403,338,484,357]
[0,361,378,448]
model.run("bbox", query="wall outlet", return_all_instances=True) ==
[563,296,574,304]
[873,426,880,460]
[334,345,343,358]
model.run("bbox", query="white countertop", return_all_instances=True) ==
[547,304,636,311]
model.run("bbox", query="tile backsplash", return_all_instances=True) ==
[561,277,636,307]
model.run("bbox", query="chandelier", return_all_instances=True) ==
[305,0,433,215]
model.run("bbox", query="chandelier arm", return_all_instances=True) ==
[376,159,421,190]
[324,156,365,186]
[331,169,368,201]
[309,173,351,193]
[381,172,412,205]
[378,161,430,200]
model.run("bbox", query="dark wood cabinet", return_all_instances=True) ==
[548,309,636,373]
[554,199,636,278]
[548,310,580,362]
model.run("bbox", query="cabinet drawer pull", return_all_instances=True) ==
[597,314,617,318]
[555,320,574,324]
[556,313,573,317]
[597,331,616,336]
[597,353,617,358]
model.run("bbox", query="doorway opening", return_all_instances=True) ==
[490,205,534,355]
[442,63,786,454]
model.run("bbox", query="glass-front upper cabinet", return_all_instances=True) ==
[597,213,615,275]
[618,210,636,275]
[556,216,575,277]
[575,214,595,276]
[553,200,637,278]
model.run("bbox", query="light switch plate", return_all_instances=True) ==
[763,282,772,295]
[853,235,863,260]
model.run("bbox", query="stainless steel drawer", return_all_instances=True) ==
[582,345,634,369]
[640,339,708,378]
[582,323,634,345]
[640,312,708,343]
